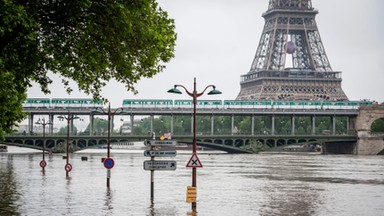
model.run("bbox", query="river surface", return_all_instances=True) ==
[1,146,384,216]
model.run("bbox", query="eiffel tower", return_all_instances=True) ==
[236,0,348,101]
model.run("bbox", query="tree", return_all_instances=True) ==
[0,0,177,139]
[58,125,78,135]
[371,118,384,133]
[83,117,108,135]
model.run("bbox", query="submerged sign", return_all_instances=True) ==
[144,140,178,146]
[143,160,177,171]
[144,150,177,157]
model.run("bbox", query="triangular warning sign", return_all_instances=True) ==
[186,153,203,168]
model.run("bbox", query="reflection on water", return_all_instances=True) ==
[0,157,20,216]
[1,146,384,215]
[104,189,114,215]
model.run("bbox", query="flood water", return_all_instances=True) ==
[1,146,384,216]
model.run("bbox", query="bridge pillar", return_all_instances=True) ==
[332,116,336,135]
[150,114,154,134]
[190,115,193,135]
[171,114,174,134]
[49,114,54,135]
[348,116,356,134]
[130,115,134,135]
[231,115,234,135]
[271,115,275,135]
[251,115,255,136]
[291,116,295,135]
[90,114,94,135]
[312,116,316,135]
[28,114,34,134]
[211,115,214,135]
[110,115,114,134]
[355,104,384,155]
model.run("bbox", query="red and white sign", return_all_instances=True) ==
[40,160,47,168]
[65,163,72,172]
[186,153,203,168]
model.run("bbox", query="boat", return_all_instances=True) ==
[0,144,7,152]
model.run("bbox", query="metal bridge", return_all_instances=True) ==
[3,134,357,154]
[3,106,359,153]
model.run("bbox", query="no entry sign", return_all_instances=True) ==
[103,158,115,169]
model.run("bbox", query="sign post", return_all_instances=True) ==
[143,138,177,201]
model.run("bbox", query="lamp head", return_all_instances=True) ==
[207,88,222,95]
[167,87,182,94]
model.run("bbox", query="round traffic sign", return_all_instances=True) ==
[103,158,115,169]
[65,163,72,172]
[40,160,47,168]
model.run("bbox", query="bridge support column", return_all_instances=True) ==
[356,131,384,155]
[150,114,154,134]
[291,116,295,135]
[130,115,134,135]
[312,116,316,135]
[171,114,174,134]
[251,115,255,136]
[49,114,54,135]
[231,115,234,135]
[190,115,193,135]
[332,116,336,135]
[28,114,34,134]
[348,116,355,134]
[110,115,114,134]
[90,114,94,135]
[70,115,75,135]
[211,115,214,135]
[271,115,275,135]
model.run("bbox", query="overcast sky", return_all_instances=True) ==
[28,0,384,107]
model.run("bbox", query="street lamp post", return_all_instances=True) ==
[58,111,80,178]
[93,103,124,188]
[35,118,52,172]
[168,77,221,212]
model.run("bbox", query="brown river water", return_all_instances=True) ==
[1,146,384,216]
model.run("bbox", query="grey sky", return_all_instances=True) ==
[28,0,384,106]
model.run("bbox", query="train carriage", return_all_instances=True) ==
[51,98,103,108]
[22,98,51,108]
[224,100,258,109]
[174,100,193,108]
[174,100,222,109]
[122,99,173,109]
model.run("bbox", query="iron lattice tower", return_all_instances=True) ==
[236,0,348,101]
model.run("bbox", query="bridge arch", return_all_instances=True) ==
[355,104,384,155]
[356,105,384,132]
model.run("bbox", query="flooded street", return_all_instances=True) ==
[1,146,384,216]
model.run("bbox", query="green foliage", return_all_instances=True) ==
[58,125,78,135]
[0,0,176,140]
[371,118,384,133]
[84,117,108,134]
[0,1,39,138]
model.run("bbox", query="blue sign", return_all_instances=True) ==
[103,158,115,169]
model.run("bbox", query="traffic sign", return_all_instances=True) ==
[144,150,177,157]
[186,153,203,168]
[103,158,115,169]
[40,160,47,168]
[143,160,177,171]
[144,139,178,146]
[65,163,72,172]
